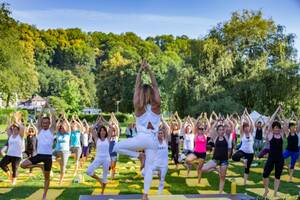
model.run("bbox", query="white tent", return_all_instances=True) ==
[249,110,269,123]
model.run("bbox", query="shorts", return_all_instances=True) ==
[213,159,228,166]
[109,141,118,161]
[29,154,52,172]
[192,152,206,159]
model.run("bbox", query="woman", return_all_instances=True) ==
[254,118,265,157]
[70,116,83,176]
[282,119,299,182]
[201,119,230,194]
[262,106,284,198]
[170,112,181,170]
[113,60,161,200]
[186,113,210,182]
[232,109,255,185]
[86,124,112,195]
[24,122,38,176]
[0,117,24,185]
[53,113,71,185]
[178,116,194,171]
[108,113,120,180]
[145,116,169,195]
[80,119,90,168]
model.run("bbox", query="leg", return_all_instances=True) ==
[288,152,299,182]
[197,158,205,183]
[202,160,217,173]
[11,157,21,185]
[86,159,102,182]
[0,156,12,181]
[218,164,228,194]
[21,155,44,171]
[273,158,284,197]
[143,148,156,200]
[244,153,254,185]
[263,158,274,197]
[185,153,197,177]
[158,167,168,194]
[42,157,52,200]
[113,134,147,158]
[101,159,110,195]
[74,147,82,176]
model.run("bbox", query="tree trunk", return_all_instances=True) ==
[5,93,11,108]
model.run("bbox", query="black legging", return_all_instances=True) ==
[0,155,21,178]
[263,157,284,179]
[232,150,254,174]
[171,143,179,165]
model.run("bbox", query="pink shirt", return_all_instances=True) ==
[194,134,206,153]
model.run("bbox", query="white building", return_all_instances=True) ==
[82,108,102,115]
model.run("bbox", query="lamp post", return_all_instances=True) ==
[116,100,121,113]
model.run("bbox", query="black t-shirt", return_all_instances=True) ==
[255,128,263,140]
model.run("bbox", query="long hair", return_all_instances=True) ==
[136,84,154,110]
[97,125,108,139]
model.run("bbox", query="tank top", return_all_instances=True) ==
[37,129,54,155]
[55,132,70,152]
[155,140,168,167]
[269,135,283,160]
[70,130,81,147]
[194,134,206,153]
[255,128,263,140]
[26,135,37,153]
[287,133,299,152]
[239,134,254,154]
[136,104,160,133]
[213,136,228,160]
[82,133,89,147]
[7,134,23,158]
[95,138,110,159]
[183,133,194,151]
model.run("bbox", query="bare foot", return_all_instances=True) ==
[263,189,269,197]
[142,194,149,200]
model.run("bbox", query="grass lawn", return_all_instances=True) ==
[0,127,299,200]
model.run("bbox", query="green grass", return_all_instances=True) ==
[0,126,299,200]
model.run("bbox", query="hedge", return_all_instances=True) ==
[78,112,135,124]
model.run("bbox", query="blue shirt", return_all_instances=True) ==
[55,132,70,152]
[70,130,81,147]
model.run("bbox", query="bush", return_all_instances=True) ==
[0,108,29,125]
[78,112,135,124]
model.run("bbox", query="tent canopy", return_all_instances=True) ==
[249,110,269,123]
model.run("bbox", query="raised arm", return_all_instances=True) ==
[133,61,144,110]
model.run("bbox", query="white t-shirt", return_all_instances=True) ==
[225,133,233,149]
[95,138,110,159]
[239,134,254,154]
[7,134,23,158]
[37,129,54,155]
[154,140,168,168]
[183,133,194,151]
[297,132,300,147]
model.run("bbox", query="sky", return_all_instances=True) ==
[4,0,300,58]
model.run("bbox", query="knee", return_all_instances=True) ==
[232,154,239,162]
[20,161,28,169]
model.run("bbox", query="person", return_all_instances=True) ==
[24,122,38,176]
[254,117,265,157]
[143,116,170,194]
[53,113,71,185]
[232,109,255,185]
[86,123,112,195]
[169,112,181,170]
[0,113,25,185]
[113,60,161,200]
[178,116,194,175]
[108,113,120,180]
[282,116,300,182]
[201,119,230,194]
[70,115,83,176]
[21,102,56,200]
[80,119,90,168]
[186,113,210,182]
[262,106,284,198]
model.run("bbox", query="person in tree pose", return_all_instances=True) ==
[113,60,161,200]
[21,102,57,200]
